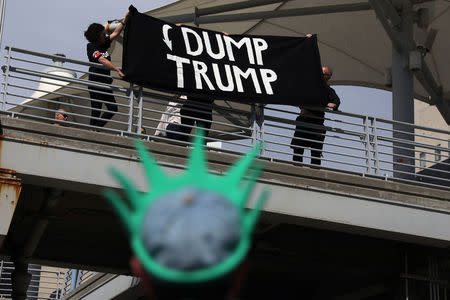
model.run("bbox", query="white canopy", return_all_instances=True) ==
[138,0,450,124]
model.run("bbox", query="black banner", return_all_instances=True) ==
[123,6,327,106]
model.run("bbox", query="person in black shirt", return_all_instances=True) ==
[291,66,341,166]
[174,95,214,143]
[84,12,128,127]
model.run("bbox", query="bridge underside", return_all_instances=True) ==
[1,116,450,298]
[5,183,450,299]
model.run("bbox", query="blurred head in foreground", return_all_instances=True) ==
[104,130,269,299]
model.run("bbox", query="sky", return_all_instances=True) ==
[1,1,175,62]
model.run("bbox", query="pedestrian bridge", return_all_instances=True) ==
[1,115,449,274]
[1,46,450,298]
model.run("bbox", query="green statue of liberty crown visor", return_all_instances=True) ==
[104,129,269,284]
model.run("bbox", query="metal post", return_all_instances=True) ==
[0,0,7,49]
[258,104,265,155]
[127,83,134,133]
[0,260,3,279]
[363,116,372,174]
[371,118,381,175]
[56,269,61,299]
[70,269,79,291]
[136,86,143,134]
[392,0,415,179]
[2,46,11,111]
[251,103,257,146]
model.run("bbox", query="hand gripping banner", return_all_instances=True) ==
[122,5,328,106]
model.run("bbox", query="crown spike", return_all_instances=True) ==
[186,128,206,174]
[225,142,262,187]
[134,139,168,189]
[239,162,263,207]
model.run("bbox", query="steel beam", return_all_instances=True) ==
[162,2,372,24]
[197,0,289,16]
[376,0,402,28]
[369,0,450,124]
[162,0,288,23]
[368,0,403,51]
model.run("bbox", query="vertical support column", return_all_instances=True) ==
[363,116,372,174]
[127,83,134,133]
[392,0,415,179]
[251,103,257,146]
[136,86,143,134]
[2,46,12,111]
[11,257,31,300]
[0,260,3,278]
[371,118,381,175]
[257,104,265,155]
[70,269,79,291]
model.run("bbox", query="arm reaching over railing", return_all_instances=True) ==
[108,10,129,41]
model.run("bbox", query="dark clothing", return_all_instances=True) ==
[166,123,186,141]
[171,96,213,142]
[86,36,116,127]
[87,36,113,84]
[318,85,341,117]
[291,114,326,165]
[291,85,340,165]
[88,86,118,127]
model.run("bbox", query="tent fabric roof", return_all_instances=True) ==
[145,0,450,112]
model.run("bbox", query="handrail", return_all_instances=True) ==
[0,261,66,299]
[5,46,111,70]
[1,45,449,190]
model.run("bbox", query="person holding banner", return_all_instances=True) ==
[291,66,340,166]
[84,11,128,128]
[178,95,214,143]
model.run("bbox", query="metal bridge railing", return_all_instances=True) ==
[1,46,449,190]
[0,261,66,299]
[0,261,101,300]
[61,269,99,297]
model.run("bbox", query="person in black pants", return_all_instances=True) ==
[84,12,128,127]
[291,66,340,165]
[169,95,213,142]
